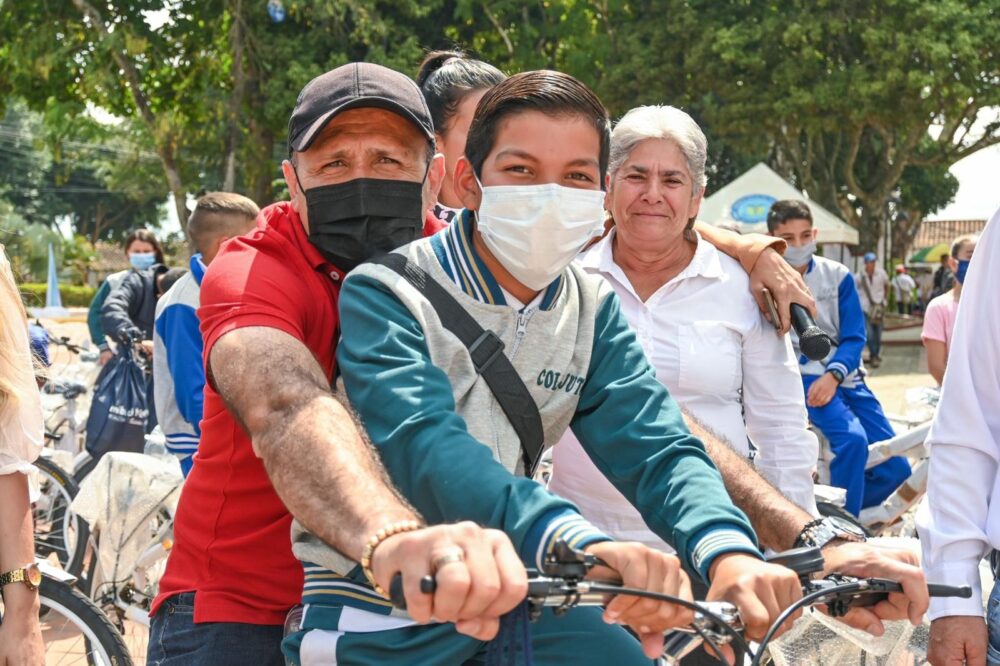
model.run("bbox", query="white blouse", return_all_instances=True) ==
[548,230,819,551]
[0,318,44,476]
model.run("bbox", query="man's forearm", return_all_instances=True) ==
[211,327,419,562]
[684,415,811,551]
[261,391,420,560]
[694,221,784,274]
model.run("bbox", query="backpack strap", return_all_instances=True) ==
[368,253,545,476]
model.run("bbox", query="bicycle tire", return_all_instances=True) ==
[816,501,875,538]
[32,456,90,577]
[73,453,100,485]
[38,574,133,665]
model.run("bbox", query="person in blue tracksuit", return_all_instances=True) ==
[153,192,259,475]
[767,200,911,516]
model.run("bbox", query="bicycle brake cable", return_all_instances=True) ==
[581,582,755,660]
[750,580,874,666]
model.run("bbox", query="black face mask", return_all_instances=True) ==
[300,176,425,272]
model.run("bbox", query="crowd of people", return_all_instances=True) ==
[0,50,997,666]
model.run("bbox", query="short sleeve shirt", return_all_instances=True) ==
[152,201,343,625]
[922,292,959,351]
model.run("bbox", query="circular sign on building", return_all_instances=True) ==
[731,194,777,224]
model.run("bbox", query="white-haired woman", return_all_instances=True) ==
[548,106,819,552]
[0,246,44,664]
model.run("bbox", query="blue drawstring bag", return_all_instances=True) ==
[85,349,150,459]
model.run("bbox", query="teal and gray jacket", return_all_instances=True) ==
[290,211,760,633]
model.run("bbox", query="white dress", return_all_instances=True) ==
[0,310,44,476]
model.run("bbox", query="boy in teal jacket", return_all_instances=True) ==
[285,71,800,665]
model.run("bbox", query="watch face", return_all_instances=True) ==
[827,515,867,540]
[26,563,42,588]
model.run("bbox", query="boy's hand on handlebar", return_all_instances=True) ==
[706,553,803,642]
[370,522,527,640]
[583,541,695,658]
[820,541,928,633]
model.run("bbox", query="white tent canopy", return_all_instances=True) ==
[699,163,859,245]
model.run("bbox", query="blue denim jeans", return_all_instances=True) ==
[988,579,1000,666]
[865,314,883,360]
[147,593,285,666]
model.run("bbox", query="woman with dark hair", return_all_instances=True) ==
[417,50,505,225]
[87,228,165,365]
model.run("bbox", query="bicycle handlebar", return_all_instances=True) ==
[387,542,971,664]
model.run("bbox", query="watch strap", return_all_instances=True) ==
[0,566,26,588]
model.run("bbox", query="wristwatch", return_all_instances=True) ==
[826,367,845,384]
[793,516,867,550]
[0,562,42,591]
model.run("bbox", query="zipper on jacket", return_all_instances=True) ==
[510,307,536,357]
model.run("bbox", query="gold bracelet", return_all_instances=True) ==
[360,520,422,598]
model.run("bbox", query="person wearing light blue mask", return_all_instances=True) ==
[921,233,978,385]
[767,199,910,517]
[86,229,165,365]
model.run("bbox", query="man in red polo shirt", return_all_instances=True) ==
[147,63,528,666]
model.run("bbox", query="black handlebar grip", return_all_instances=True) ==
[928,583,972,599]
[790,303,833,361]
[389,573,437,610]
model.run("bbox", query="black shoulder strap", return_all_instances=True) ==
[368,253,545,476]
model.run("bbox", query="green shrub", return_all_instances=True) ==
[20,283,97,308]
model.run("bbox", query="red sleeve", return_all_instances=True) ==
[198,237,309,362]
[423,211,447,237]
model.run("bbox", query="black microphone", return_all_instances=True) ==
[791,303,833,361]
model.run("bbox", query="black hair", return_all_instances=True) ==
[416,50,505,137]
[157,268,188,296]
[766,200,814,233]
[464,70,611,184]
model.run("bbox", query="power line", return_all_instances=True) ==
[0,124,160,161]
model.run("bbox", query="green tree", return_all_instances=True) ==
[0,101,166,242]
[675,0,999,251]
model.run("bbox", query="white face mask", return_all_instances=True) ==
[475,182,606,291]
[783,241,816,268]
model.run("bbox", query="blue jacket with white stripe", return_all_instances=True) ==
[152,254,206,476]
[793,255,867,383]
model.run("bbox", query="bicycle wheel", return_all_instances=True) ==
[31,575,132,665]
[73,453,99,486]
[32,456,90,577]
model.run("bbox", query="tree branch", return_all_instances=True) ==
[481,3,514,57]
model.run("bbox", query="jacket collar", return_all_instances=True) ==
[189,253,207,286]
[578,227,725,294]
[429,209,564,311]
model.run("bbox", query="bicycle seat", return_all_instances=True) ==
[45,380,88,400]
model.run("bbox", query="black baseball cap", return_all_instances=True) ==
[287,62,435,154]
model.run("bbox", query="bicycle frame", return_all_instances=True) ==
[815,416,933,535]
[88,482,178,630]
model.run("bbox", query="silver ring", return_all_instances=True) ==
[431,552,465,572]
